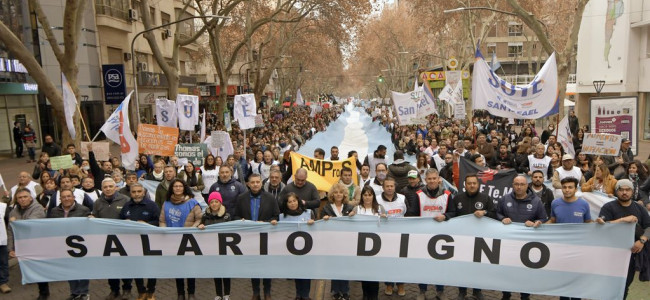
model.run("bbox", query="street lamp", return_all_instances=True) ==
[130,14,229,123]
[443,6,548,37]
[593,80,605,96]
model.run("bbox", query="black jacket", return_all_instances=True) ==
[234,190,280,222]
[321,202,355,217]
[89,151,110,190]
[200,206,231,226]
[454,191,497,219]
[528,183,555,217]
[49,203,91,218]
[401,182,424,216]
[119,198,160,226]
[387,160,417,191]
[490,152,516,169]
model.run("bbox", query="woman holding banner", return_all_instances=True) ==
[199,192,232,300]
[322,183,355,300]
[159,179,203,300]
[279,192,315,300]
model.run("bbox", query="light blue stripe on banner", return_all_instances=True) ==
[12,215,635,248]
[18,255,624,299]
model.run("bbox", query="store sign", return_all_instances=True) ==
[0,82,39,95]
[0,58,28,73]
[102,64,127,105]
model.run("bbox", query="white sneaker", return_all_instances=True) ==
[224,296,230,300]
[215,297,222,300]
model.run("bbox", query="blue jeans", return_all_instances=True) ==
[69,280,89,295]
[27,147,35,160]
[0,246,8,285]
[295,279,311,298]
[331,280,349,294]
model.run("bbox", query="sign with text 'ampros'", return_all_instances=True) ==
[102,64,127,105]
[137,124,178,156]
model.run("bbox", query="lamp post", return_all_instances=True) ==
[443,6,548,37]
[130,14,228,124]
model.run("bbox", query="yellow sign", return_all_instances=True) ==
[290,152,358,192]
[420,70,470,81]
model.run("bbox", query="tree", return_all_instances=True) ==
[0,0,85,146]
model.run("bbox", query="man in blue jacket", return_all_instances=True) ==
[209,165,247,217]
[497,175,548,300]
[120,183,159,300]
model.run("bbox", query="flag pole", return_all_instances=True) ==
[77,105,91,142]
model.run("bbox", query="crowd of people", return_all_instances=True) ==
[0,102,648,300]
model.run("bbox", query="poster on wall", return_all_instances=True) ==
[590,96,637,155]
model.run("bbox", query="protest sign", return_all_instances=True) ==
[13,216,631,300]
[290,152,358,191]
[458,157,517,203]
[581,133,622,156]
[174,143,209,166]
[49,155,74,170]
[137,124,179,156]
[80,142,110,161]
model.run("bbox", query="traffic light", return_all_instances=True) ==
[377,75,384,83]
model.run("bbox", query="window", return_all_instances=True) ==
[508,22,522,37]
[487,43,497,56]
[96,0,129,20]
[161,12,170,28]
[508,42,523,57]
[149,6,156,25]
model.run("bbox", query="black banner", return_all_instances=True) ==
[458,157,516,203]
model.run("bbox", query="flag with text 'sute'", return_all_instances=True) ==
[99,91,138,170]
[61,73,77,140]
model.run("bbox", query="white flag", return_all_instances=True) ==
[99,91,138,170]
[557,115,575,157]
[0,173,5,190]
[156,99,177,128]
[390,91,419,125]
[296,89,304,106]
[200,109,206,142]
[205,130,233,160]
[177,94,199,131]
[452,81,466,120]
[438,83,454,104]
[61,73,77,140]
[234,94,257,130]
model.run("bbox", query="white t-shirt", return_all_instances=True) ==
[200,166,220,194]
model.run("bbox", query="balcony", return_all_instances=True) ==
[95,0,128,21]
[137,71,197,88]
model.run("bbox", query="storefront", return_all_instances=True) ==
[0,82,42,154]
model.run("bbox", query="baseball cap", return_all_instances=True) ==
[616,179,634,190]
[562,154,574,161]
[622,138,631,143]
[407,170,418,178]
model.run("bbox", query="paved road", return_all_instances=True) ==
[1,148,649,299]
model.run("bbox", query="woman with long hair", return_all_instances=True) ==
[321,183,356,300]
[200,154,220,201]
[414,152,430,182]
[573,129,585,153]
[177,162,204,198]
[279,192,315,300]
[622,160,649,204]
[582,164,618,197]
[159,179,202,300]
[354,186,385,300]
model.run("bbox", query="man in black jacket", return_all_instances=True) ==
[490,143,516,169]
[234,174,279,300]
[387,150,417,191]
[12,121,22,158]
[41,134,61,157]
[402,170,423,216]
[87,143,113,189]
[528,170,554,217]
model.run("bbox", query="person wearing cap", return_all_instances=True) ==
[198,192,232,300]
[387,150,417,192]
[363,145,387,178]
[597,179,650,300]
[402,169,424,216]
[338,167,360,206]
[620,138,635,163]
[119,183,159,300]
[551,154,585,198]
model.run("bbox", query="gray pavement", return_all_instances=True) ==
[0,147,648,300]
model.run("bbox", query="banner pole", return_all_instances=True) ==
[77,105,91,142]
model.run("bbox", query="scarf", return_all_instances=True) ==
[340,180,356,201]
[170,194,187,204]
[284,207,305,216]
[152,170,164,180]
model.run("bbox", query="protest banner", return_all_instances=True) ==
[458,157,516,203]
[49,155,74,170]
[472,49,559,119]
[290,152,358,191]
[581,133,622,156]
[12,216,631,299]
[137,124,179,156]
[390,91,419,125]
[80,142,110,161]
[174,143,209,166]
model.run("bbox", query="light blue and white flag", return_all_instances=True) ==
[12,216,631,299]
[296,88,304,106]
[98,91,138,170]
[234,94,256,130]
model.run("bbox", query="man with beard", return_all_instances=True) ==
[330,146,340,161]
[597,179,650,300]
[359,164,372,187]
[490,144,516,169]
[155,166,179,208]
[528,170,555,216]
[363,145,387,178]
[263,170,285,204]
[453,174,495,299]
[476,134,495,162]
